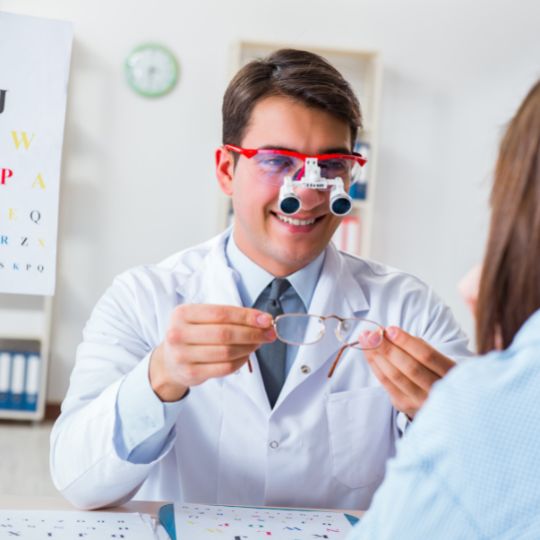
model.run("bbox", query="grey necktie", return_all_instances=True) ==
[253,278,292,408]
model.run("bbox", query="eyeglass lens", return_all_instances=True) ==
[274,314,325,345]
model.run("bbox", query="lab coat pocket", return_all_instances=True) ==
[326,386,395,489]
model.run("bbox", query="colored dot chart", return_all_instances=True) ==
[174,503,355,540]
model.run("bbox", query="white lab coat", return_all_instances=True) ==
[50,231,470,510]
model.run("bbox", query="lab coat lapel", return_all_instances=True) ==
[176,232,271,414]
[276,244,370,407]
[185,238,241,307]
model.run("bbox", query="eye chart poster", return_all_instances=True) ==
[0,11,73,295]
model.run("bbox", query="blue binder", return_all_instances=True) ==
[158,503,360,540]
[0,351,10,409]
[8,352,26,410]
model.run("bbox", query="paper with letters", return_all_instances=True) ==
[174,503,354,539]
[0,11,73,295]
[0,510,156,539]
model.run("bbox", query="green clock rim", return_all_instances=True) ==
[125,42,179,98]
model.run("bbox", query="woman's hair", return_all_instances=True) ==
[476,79,540,353]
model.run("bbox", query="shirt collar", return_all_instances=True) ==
[225,229,325,310]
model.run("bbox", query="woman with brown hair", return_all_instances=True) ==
[349,79,540,539]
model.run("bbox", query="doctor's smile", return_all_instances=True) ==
[272,211,324,231]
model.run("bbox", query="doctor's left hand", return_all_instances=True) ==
[360,327,456,419]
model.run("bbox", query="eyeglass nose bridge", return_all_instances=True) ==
[317,314,352,343]
[314,315,362,345]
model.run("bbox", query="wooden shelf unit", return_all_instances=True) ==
[0,294,52,421]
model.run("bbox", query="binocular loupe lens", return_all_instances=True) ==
[280,195,301,215]
[330,195,352,216]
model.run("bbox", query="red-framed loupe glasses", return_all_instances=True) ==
[224,144,367,185]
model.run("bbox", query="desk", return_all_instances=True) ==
[0,496,363,540]
[0,495,363,518]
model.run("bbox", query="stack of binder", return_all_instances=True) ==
[0,350,40,411]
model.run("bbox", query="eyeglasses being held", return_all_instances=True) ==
[269,313,385,377]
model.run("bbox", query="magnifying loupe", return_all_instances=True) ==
[278,158,353,216]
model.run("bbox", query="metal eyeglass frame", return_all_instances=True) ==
[272,313,385,378]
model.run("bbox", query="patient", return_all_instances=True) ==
[348,79,540,539]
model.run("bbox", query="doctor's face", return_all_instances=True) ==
[216,96,352,277]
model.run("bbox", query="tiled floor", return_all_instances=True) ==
[0,421,60,498]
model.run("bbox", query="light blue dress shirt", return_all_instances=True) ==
[113,230,324,463]
[348,309,540,539]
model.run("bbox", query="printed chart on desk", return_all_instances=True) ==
[173,504,356,540]
[0,510,156,539]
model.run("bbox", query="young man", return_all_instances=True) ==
[50,49,470,510]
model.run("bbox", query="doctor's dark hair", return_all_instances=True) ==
[222,48,362,148]
[476,79,540,353]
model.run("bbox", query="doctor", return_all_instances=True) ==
[50,48,470,510]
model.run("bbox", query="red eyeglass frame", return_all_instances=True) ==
[224,144,367,167]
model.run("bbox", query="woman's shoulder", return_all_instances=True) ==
[407,307,540,472]
[403,310,540,534]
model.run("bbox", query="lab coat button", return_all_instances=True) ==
[300,365,311,374]
[269,440,279,449]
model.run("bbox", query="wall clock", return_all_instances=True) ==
[125,43,179,98]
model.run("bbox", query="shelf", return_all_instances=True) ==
[0,295,48,340]
[0,294,52,422]
[0,408,42,421]
[0,313,46,341]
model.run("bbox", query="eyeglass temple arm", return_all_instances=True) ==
[327,342,355,378]
[327,327,385,378]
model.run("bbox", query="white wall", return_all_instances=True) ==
[2,0,539,401]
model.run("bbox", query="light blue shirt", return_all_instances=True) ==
[114,230,324,463]
[348,309,540,539]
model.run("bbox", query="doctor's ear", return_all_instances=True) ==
[215,146,235,196]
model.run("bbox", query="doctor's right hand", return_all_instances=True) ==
[149,304,276,402]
